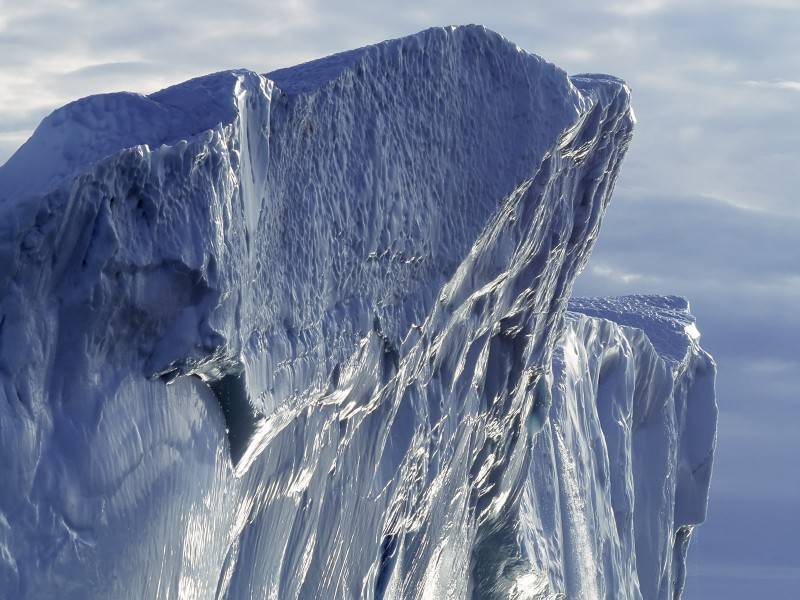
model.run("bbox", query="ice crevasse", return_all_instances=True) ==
[0,25,716,599]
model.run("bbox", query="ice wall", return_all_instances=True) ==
[0,25,714,599]
[519,296,716,599]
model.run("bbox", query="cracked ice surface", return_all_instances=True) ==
[0,25,714,599]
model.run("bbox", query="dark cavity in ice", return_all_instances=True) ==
[204,369,259,468]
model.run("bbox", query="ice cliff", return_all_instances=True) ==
[0,25,715,599]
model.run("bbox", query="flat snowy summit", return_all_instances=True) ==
[0,26,714,600]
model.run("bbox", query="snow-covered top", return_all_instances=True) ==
[568,295,701,363]
[267,25,542,95]
[268,47,366,94]
[0,70,266,203]
[0,25,581,206]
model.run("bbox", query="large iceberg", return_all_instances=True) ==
[0,25,715,599]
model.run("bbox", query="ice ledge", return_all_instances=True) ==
[569,294,703,364]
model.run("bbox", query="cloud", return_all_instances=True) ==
[605,0,667,17]
[584,264,649,285]
[62,61,154,77]
[741,79,800,92]
[576,192,800,286]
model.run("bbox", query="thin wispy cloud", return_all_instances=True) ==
[605,0,667,17]
[741,78,800,92]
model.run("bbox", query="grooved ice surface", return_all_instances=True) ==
[521,298,717,599]
[0,25,714,599]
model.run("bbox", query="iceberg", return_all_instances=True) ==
[0,25,715,599]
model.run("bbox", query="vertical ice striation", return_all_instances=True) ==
[0,25,714,599]
[521,296,716,599]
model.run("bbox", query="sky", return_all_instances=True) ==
[1,0,797,597]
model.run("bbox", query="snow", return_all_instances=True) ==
[0,25,714,599]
